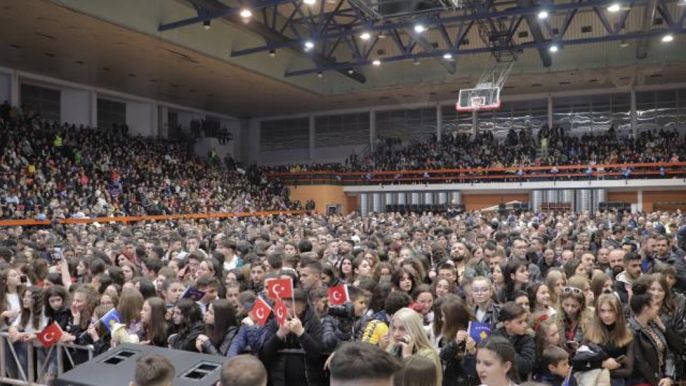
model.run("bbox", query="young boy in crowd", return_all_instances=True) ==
[129,355,175,386]
[536,346,577,386]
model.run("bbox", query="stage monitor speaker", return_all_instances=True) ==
[55,343,224,386]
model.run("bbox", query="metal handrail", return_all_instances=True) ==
[0,331,94,386]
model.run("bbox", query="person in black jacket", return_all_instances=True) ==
[628,293,675,386]
[491,302,536,381]
[168,298,204,352]
[44,285,71,330]
[438,294,479,386]
[196,299,239,356]
[321,286,368,352]
[261,288,325,386]
[138,297,170,347]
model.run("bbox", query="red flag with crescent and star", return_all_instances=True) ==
[266,277,293,300]
[251,297,273,326]
[37,322,64,348]
[273,298,288,326]
[328,284,349,306]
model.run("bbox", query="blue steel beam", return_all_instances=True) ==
[231,0,647,56]
[158,0,297,31]
[284,27,686,76]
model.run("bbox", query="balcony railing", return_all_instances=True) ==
[267,162,686,186]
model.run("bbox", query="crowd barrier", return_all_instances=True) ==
[266,162,686,185]
[0,332,94,386]
[0,210,307,228]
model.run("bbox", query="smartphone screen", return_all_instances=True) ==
[53,246,62,261]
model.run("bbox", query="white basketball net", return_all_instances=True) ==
[471,96,485,110]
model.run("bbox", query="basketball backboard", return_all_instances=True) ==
[455,87,501,112]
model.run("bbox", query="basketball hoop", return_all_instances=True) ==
[471,96,485,110]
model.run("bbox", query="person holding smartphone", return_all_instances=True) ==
[572,294,634,383]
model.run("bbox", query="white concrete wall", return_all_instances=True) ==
[61,88,92,126]
[125,101,155,137]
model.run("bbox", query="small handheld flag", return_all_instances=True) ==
[182,287,206,301]
[328,284,349,306]
[468,321,491,344]
[273,298,288,326]
[37,322,64,348]
[562,366,574,386]
[101,308,122,332]
[266,277,294,300]
[251,297,273,326]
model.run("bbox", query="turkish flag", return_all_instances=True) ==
[273,298,288,326]
[328,284,349,306]
[266,277,294,300]
[250,297,272,326]
[37,322,63,348]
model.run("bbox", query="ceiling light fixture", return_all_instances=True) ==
[414,24,426,33]
[240,9,253,18]
[661,34,674,42]
[317,72,323,78]
[304,0,316,5]
[348,68,354,75]
[549,44,559,52]
[203,20,211,30]
[619,40,629,48]
[413,58,421,65]
[607,3,621,12]
[372,59,381,66]
[360,32,371,40]
[538,10,549,19]
[443,53,453,60]
[304,41,315,50]
[269,49,276,57]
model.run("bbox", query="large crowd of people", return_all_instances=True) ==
[0,106,295,220]
[263,127,686,176]
[0,207,685,386]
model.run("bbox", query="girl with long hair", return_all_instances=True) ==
[573,294,634,384]
[412,284,435,328]
[0,268,25,328]
[556,286,592,355]
[388,308,443,385]
[544,269,566,308]
[196,299,239,355]
[499,259,528,303]
[338,256,354,284]
[138,296,170,347]
[168,298,204,352]
[43,285,70,330]
[471,277,501,329]
[392,268,417,294]
[352,256,373,286]
[432,277,456,299]
[394,356,441,386]
[528,283,556,317]
[117,289,144,335]
[438,295,478,386]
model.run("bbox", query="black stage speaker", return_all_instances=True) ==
[55,343,224,386]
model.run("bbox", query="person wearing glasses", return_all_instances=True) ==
[471,276,501,329]
[557,286,592,355]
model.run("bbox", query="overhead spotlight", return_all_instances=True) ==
[413,58,421,65]
[203,20,211,30]
[661,34,674,42]
[619,40,629,48]
[538,10,549,19]
[269,49,276,57]
[549,44,559,52]
[348,68,354,75]
[240,9,253,18]
[378,32,387,39]
[304,41,315,50]
[414,24,426,33]
[317,71,323,78]
[304,0,316,5]
[360,32,371,40]
[607,3,621,12]
[443,53,453,60]
[372,59,381,66]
